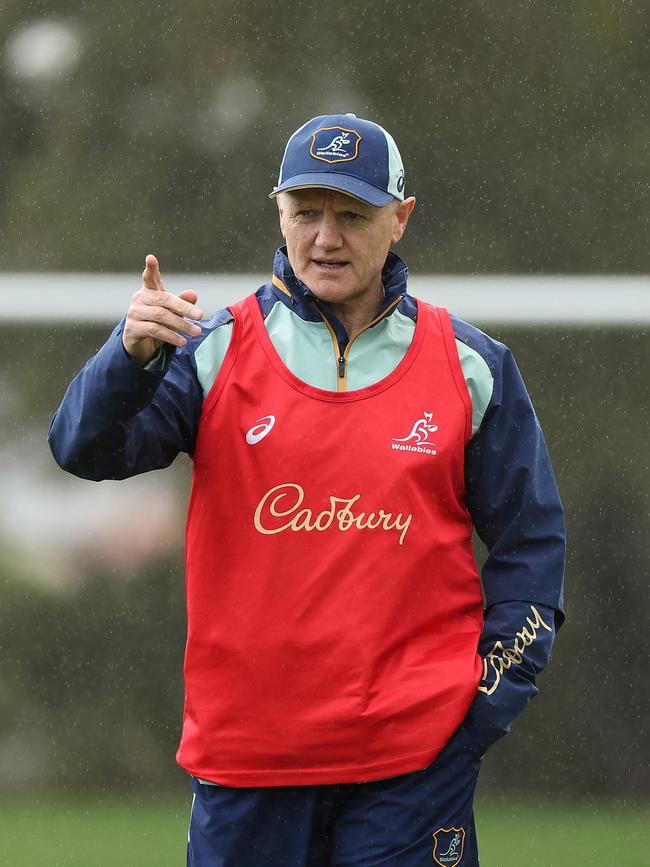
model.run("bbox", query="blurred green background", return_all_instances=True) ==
[1,1,648,864]
[2,0,649,273]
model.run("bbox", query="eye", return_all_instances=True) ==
[295,209,316,218]
[342,211,364,221]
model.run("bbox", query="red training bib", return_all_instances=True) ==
[177,296,484,786]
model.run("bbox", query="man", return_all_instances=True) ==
[49,113,565,866]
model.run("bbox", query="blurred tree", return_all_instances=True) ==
[0,0,648,272]
[0,554,187,790]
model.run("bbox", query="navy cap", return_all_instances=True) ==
[269,113,406,207]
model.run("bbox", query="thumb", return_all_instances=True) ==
[178,289,202,318]
[142,253,164,290]
[178,289,199,306]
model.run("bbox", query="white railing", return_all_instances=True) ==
[2,273,649,324]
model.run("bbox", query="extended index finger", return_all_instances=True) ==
[142,253,165,292]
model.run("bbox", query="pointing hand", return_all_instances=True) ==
[122,254,204,365]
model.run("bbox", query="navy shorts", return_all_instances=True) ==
[186,723,482,866]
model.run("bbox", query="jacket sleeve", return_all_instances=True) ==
[461,341,566,757]
[48,320,203,480]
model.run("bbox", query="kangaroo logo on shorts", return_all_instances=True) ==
[310,126,362,164]
[432,827,465,865]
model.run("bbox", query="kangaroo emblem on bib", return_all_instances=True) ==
[432,827,465,865]
[394,410,438,445]
[391,411,438,456]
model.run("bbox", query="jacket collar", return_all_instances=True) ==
[270,246,410,330]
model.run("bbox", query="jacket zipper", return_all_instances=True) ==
[315,295,404,392]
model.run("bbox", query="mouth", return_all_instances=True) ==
[312,259,349,271]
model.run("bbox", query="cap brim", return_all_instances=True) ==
[269,172,395,207]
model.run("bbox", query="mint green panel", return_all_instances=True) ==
[194,322,234,397]
[265,302,339,390]
[455,339,494,436]
[193,305,493,428]
[346,310,415,390]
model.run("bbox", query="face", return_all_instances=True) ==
[276,189,415,309]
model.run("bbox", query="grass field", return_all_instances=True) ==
[0,794,647,865]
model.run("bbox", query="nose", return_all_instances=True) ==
[314,210,342,249]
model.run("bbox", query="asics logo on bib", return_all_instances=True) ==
[245,415,276,445]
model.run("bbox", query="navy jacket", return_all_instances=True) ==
[49,248,566,759]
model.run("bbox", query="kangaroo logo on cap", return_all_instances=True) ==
[310,126,362,164]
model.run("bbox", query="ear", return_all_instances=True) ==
[276,195,287,239]
[391,196,416,244]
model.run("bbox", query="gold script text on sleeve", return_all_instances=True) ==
[478,605,553,696]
